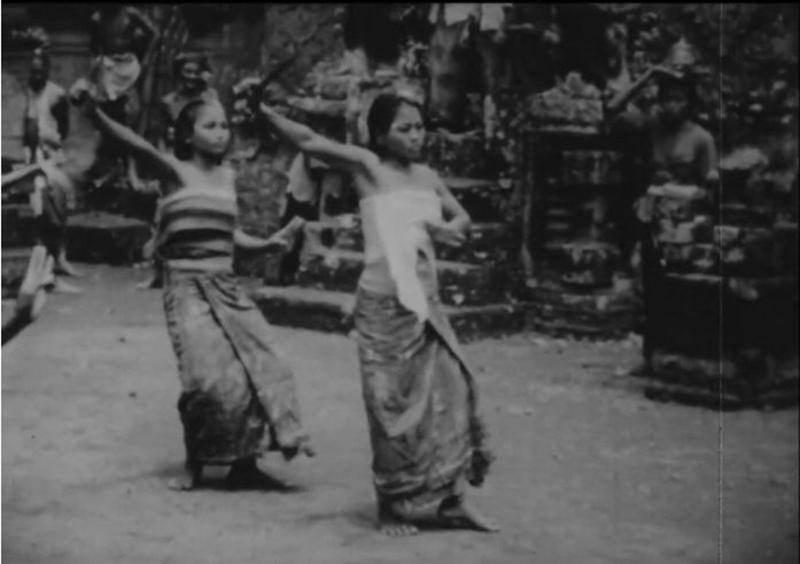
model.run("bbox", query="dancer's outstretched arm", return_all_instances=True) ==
[2,163,42,190]
[259,103,378,179]
[606,65,680,115]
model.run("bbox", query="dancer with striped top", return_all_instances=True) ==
[80,92,313,491]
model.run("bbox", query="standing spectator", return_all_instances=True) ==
[157,52,219,151]
[606,39,719,373]
[22,48,80,292]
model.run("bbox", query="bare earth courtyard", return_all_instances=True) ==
[2,265,797,564]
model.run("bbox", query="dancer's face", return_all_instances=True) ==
[382,103,425,161]
[659,85,690,125]
[190,103,230,158]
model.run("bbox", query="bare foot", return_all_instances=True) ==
[378,504,419,537]
[167,463,201,491]
[438,498,500,533]
[136,276,163,291]
[50,279,83,294]
[281,441,316,461]
[225,458,299,492]
[54,258,83,278]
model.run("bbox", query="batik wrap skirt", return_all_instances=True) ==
[354,285,493,518]
[163,268,309,464]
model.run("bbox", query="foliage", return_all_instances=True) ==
[499,3,797,151]
[4,26,50,50]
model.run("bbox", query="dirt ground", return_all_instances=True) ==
[2,265,798,564]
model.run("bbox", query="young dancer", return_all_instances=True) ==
[81,92,314,491]
[260,93,498,535]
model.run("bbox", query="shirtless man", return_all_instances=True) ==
[156,52,218,152]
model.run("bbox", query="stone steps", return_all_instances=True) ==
[541,240,623,289]
[2,203,37,248]
[443,177,513,223]
[248,284,528,343]
[3,206,153,266]
[295,247,519,307]
[303,219,518,266]
[524,281,640,340]
[65,212,151,265]
[642,349,799,410]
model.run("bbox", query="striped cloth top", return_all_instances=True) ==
[155,181,238,272]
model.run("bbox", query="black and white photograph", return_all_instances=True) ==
[1,3,797,563]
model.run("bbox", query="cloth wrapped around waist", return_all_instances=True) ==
[155,187,238,272]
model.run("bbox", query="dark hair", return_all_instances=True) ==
[172,52,211,78]
[366,92,422,157]
[31,48,50,73]
[173,99,225,160]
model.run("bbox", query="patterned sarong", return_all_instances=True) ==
[163,268,309,464]
[354,285,493,518]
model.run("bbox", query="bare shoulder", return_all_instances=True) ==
[164,155,191,178]
[224,163,238,184]
[161,91,177,105]
[414,163,445,189]
[49,81,67,98]
[691,123,715,145]
[351,147,382,180]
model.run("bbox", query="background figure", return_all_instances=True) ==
[426,3,511,135]
[276,112,351,285]
[77,6,158,209]
[277,152,349,285]
[23,48,81,291]
[157,52,218,151]
[278,153,326,285]
[606,39,719,373]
